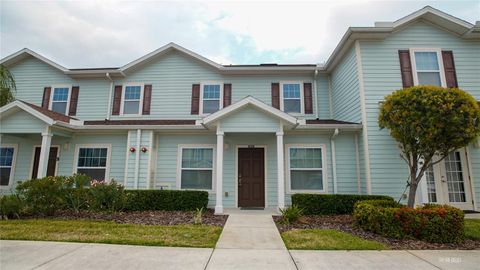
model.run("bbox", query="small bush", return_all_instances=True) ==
[124,190,208,211]
[193,207,204,225]
[16,176,66,216]
[280,205,303,224]
[0,194,25,219]
[353,201,464,243]
[292,194,394,215]
[88,180,126,212]
[64,174,91,213]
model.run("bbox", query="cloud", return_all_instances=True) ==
[1,0,478,67]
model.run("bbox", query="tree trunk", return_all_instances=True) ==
[407,169,419,208]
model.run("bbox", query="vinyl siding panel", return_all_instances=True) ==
[330,46,361,123]
[221,107,280,133]
[360,21,480,204]
[0,111,48,133]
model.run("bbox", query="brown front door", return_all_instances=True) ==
[31,147,58,179]
[238,147,265,208]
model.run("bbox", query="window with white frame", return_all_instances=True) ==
[201,84,222,114]
[281,83,302,113]
[287,145,325,192]
[411,50,444,86]
[76,147,109,180]
[180,147,214,190]
[0,146,16,187]
[122,85,142,115]
[50,87,70,114]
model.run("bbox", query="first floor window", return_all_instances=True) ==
[282,83,302,113]
[77,147,108,180]
[180,147,214,190]
[288,146,324,191]
[412,50,443,86]
[123,85,142,114]
[0,147,15,186]
[51,87,70,114]
[202,84,221,114]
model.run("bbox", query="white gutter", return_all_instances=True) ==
[314,68,319,119]
[330,128,339,194]
[134,129,141,189]
[106,73,113,120]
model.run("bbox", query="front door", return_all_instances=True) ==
[31,147,58,179]
[238,147,265,208]
[424,149,474,210]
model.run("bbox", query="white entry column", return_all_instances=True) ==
[276,131,285,210]
[215,130,224,214]
[37,129,53,178]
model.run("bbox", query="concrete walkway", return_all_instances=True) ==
[1,212,479,269]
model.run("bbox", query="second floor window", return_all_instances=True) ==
[51,87,70,114]
[412,50,445,86]
[123,85,142,115]
[282,83,302,113]
[202,84,221,114]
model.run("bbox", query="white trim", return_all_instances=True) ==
[48,85,72,115]
[392,6,473,29]
[0,144,18,189]
[279,81,305,115]
[200,96,299,126]
[0,101,56,125]
[215,127,224,214]
[120,83,145,116]
[285,144,328,194]
[355,40,372,195]
[465,146,477,210]
[234,145,268,208]
[29,145,60,179]
[330,129,339,194]
[199,81,224,116]
[123,131,131,187]
[73,144,112,182]
[276,127,285,209]
[176,144,216,192]
[147,131,154,189]
[409,48,447,87]
[134,129,141,189]
[354,133,361,194]
[0,48,69,72]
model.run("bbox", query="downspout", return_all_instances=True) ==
[314,67,319,119]
[331,128,339,194]
[134,129,141,189]
[106,73,113,120]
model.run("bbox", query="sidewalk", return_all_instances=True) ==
[1,212,479,270]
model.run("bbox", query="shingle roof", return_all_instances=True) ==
[83,119,196,125]
[19,100,78,123]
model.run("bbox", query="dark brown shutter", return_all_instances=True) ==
[303,82,313,114]
[112,85,122,115]
[142,84,152,115]
[442,51,458,88]
[398,50,414,88]
[223,83,232,107]
[271,83,280,109]
[68,86,80,116]
[42,87,51,109]
[191,84,200,115]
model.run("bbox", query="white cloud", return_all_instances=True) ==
[1,0,478,67]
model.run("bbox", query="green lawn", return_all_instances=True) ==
[465,219,480,240]
[281,229,388,250]
[0,219,222,248]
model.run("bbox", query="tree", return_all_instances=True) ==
[0,64,16,106]
[379,85,480,208]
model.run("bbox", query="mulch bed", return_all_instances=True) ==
[274,215,480,250]
[24,209,228,227]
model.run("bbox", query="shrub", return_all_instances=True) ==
[124,190,208,211]
[0,194,25,219]
[88,180,126,212]
[16,176,66,216]
[280,205,303,224]
[193,207,204,225]
[64,174,91,213]
[291,194,394,215]
[353,201,464,243]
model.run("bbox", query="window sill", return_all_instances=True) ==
[287,189,327,195]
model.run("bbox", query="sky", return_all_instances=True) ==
[1,0,479,68]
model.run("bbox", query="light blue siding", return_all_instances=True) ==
[360,21,480,206]
[0,110,48,133]
[220,107,280,133]
[330,46,361,123]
